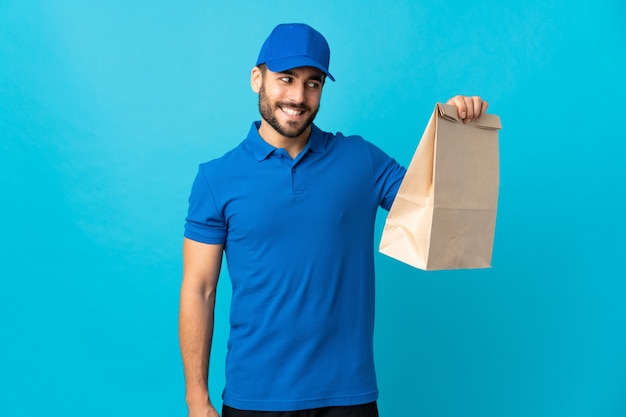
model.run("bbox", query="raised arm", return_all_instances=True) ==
[178,237,224,417]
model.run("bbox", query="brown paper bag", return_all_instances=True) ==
[379,103,502,270]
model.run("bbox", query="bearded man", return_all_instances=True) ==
[179,23,488,417]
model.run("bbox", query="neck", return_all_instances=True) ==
[257,120,311,159]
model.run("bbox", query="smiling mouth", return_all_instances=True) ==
[280,106,305,117]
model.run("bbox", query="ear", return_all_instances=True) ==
[250,66,263,93]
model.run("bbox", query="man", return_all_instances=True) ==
[179,23,488,417]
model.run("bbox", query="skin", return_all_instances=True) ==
[178,64,488,417]
[251,65,324,158]
[446,94,489,124]
[179,238,223,417]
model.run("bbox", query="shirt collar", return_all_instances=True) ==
[245,121,326,161]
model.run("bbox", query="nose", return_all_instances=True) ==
[287,83,306,104]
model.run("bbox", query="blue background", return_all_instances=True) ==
[1,1,625,416]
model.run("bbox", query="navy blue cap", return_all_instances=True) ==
[256,23,335,82]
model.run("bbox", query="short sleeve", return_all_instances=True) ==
[364,141,406,211]
[184,164,228,244]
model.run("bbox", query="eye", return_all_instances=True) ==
[307,81,320,89]
[280,77,292,83]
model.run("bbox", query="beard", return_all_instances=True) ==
[258,84,319,138]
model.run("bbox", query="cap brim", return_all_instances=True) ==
[265,56,335,82]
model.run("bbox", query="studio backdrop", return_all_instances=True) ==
[1,1,625,416]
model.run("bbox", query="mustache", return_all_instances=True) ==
[276,101,309,111]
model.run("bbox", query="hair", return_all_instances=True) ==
[257,63,268,76]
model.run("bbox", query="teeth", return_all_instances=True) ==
[281,107,303,116]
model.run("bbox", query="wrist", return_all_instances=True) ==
[185,389,211,407]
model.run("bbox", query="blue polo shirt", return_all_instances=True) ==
[185,121,406,411]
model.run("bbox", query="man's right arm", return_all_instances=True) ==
[179,237,224,417]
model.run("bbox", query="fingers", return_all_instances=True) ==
[474,96,488,119]
[446,95,488,124]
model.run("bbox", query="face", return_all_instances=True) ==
[255,66,324,139]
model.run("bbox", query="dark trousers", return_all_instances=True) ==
[222,401,379,417]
